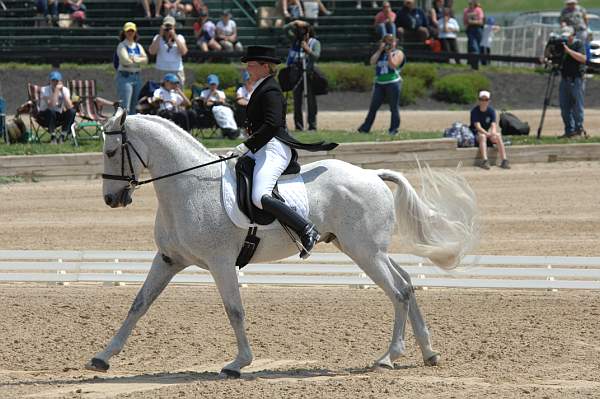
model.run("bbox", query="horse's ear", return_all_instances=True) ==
[118,107,128,128]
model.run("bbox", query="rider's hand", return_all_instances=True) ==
[229,143,248,157]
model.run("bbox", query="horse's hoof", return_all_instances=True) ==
[85,357,110,372]
[373,362,394,371]
[424,353,441,367]
[219,368,241,379]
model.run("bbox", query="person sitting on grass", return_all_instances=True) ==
[470,90,510,170]
[38,71,76,145]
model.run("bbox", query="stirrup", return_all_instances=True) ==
[299,225,320,259]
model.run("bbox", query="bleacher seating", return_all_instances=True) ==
[0,0,430,63]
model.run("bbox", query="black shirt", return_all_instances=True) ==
[470,105,496,132]
[561,39,586,79]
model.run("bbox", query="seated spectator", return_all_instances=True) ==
[38,71,76,144]
[374,2,396,39]
[66,0,87,27]
[428,0,444,38]
[396,0,429,44]
[141,0,163,18]
[470,90,509,170]
[200,74,240,139]
[281,0,304,20]
[356,1,379,10]
[438,7,460,63]
[152,73,193,130]
[302,0,332,18]
[193,9,221,52]
[36,0,58,26]
[184,0,206,18]
[216,11,243,52]
[234,70,252,130]
[163,0,183,17]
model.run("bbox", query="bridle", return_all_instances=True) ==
[101,128,237,188]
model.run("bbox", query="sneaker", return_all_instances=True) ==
[357,128,370,134]
[500,159,511,169]
[388,129,398,136]
[478,159,490,170]
[558,131,580,139]
[356,2,362,9]
[50,136,58,145]
[323,10,333,16]
[58,134,66,144]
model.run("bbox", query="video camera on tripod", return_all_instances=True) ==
[544,32,568,68]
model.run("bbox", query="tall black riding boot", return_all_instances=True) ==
[261,195,320,259]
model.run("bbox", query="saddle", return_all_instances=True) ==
[234,149,301,225]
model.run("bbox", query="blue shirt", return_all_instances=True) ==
[470,105,496,132]
[396,6,428,30]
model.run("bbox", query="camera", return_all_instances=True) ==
[294,25,308,41]
[544,33,567,67]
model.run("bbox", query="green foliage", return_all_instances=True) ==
[318,62,374,91]
[400,77,426,106]
[403,63,437,87]
[433,73,491,104]
[185,64,246,88]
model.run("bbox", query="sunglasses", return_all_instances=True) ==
[479,98,489,101]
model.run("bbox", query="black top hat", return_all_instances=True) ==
[241,45,281,64]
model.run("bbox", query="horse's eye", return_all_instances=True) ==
[105,148,118,158]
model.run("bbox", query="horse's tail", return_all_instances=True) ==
[376,166,480,270]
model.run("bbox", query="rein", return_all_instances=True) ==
[101,128,238,187]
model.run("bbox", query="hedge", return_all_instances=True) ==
[433,73,491,104]
[400,76,426,106]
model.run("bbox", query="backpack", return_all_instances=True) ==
[443,122,475,148]
[499,112,530,136]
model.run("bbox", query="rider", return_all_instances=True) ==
[229,45,337,258]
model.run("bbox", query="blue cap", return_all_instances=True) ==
[207,74,219,85]
[49,71,62,81]
[486,16,495,25]
[242,70,250,82]
[163,73,180,84]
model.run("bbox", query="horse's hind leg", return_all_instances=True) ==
[388,257,440,366]
[86,253,180,372]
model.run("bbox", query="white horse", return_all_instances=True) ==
[87,109,479,377]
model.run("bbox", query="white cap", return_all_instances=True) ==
[478,90,491,99]
[561,25,575,37]
[565,0,577,4]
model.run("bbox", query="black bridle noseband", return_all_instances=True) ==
[101,128,238,187]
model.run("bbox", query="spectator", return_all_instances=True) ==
[163,0,183,17]
[36,0,58,26]
[281,0,304,19]
[179,0,205,18]
[38,71,76,144]
[285,20,321,131]
[470,90,509,170]
[234,70,253,131]
[396,0,429,44]
[438,7,460,64]
[153,73,192,130]
[115,22,148,115]
[374,2,396,39]
[428,0,444,38]
[463,0,484,69]
[358,34,405,135]
[216,10,243,52]
[356,1,379,10]
[66,0,87,27]
[141,0,163,18]
[200,74,240,139]
[556,26,588,138]
[149,15,188,86]
[193,9,222,52]
[480,16,500,66]
[561,0,588,42]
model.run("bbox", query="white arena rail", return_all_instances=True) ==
[0,250,600,290]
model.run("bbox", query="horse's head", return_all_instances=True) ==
[102,108,148,208]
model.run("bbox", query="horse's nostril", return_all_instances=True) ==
[104,194,114,206]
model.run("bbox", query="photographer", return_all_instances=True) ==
[284,20,321,131]
[149,15,188,86]
[357,34,404,135]
[552,26,588,138]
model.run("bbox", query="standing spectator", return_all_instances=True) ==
[438,7,460,64]
[396,0,429,44]
[281,0,304,19]
[358,34,405,135]
[556,26,588,138]
[193,9,222,52]
[480,16,500,66]
[470,90,509,170]
[141,0,163,18]
[374,2,396,39]
[216,10,244,52]
[428,0,444,38]
[115,22,148,115]
[38,71,76,144]
[561,0,588,42]
[234,70,253,130]
[285,20,321,131]
[36,0,58,26]
[200,74,240,139]
[149,16,188,86]
[152,73,192,130]
[463,0,484,70]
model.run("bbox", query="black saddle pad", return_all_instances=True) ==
[235,149,301,225]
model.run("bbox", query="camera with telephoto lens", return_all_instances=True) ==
[544,33,567,67]
[294,25,308,41]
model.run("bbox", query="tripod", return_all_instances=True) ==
[536,64,561,139]
[291,47,310,131]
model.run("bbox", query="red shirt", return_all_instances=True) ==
[374,10,396,25]
[463,6,484,27]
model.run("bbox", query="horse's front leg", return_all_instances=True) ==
[86,253,180,372]
[210,261,253,378]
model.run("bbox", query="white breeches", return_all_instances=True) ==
[247,138,292,209]
[212,105,238,130]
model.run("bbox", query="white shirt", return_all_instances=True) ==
[236,85,252,101]
[438,18,459,39]
[153,87,185,111]
[153,34,186,72]
[216,19,237,37]
[250,76,268,99]
[481,24,495,48]
[39,85,71,112]
[200,88,226,103]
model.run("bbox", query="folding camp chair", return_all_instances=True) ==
[17,83,48,142]
[68,80,117,145]
[190,83,220,139]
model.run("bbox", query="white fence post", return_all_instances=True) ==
[547,264,558,292]
[54,258,68,286]
[416,262,428,290]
